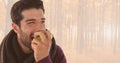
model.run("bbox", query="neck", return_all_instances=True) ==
[17,38,32,54]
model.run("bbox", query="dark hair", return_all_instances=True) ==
[11,0,45,26]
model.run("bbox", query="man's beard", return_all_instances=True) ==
[19,30,33,52]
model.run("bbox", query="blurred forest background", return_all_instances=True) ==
[0,0,120,63]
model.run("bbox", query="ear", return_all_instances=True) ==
[12,22,20,34]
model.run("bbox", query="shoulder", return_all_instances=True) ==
[53,45,67,63]
[56,45,64,54]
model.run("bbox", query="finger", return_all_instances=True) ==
[31,39,46,50]
[31,40,37,51]
[31,43,42,52]
[32,38,46,46]
[32,39,38,44]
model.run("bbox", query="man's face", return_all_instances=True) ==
[17,8,46,50]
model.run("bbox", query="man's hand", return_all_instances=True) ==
[31,30,52,62]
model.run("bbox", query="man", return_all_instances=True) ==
[0,0,67,63]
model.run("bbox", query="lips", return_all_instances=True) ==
[30,33,34,40]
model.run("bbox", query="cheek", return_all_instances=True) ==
[24,30,32,38]
[20,22,35,38]
[20,28,32,39]
[21,25,33,34]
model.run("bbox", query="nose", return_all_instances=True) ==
[34,21,46,32]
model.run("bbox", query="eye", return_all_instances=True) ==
[41,18,46,23]
[27,21,35,24]
[26,19,36,24]
[41,20,45,23]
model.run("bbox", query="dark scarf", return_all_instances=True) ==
[0,30,57,63]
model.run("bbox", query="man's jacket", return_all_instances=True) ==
[0,30,66,63]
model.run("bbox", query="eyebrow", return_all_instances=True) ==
[41,18,46,21]
[26,19,36,22]
[25,18,46,22]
